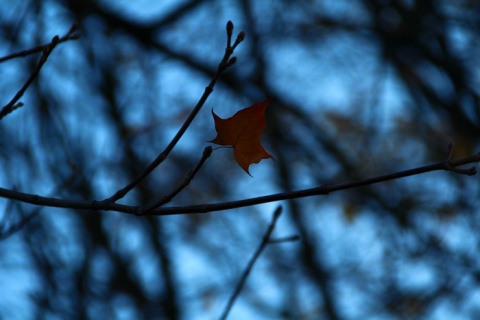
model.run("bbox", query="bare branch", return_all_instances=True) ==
[0,152,477,216]
[218,206,283,320]
[141,146,213,214]
[0,23,80,119]
[0,23,79,63]
[103,21,245,203]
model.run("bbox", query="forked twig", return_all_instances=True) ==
[0,23,80,119]
[141,146,213,214]
[0,23,79,63]
[103,21,245,204]
[218,206,283,320]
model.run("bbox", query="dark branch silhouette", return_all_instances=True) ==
[0,23,80,119]
[219,206,283,320]
[141,146,213,213]
[0,151,477,215]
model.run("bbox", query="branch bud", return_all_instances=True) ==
[226,20,234,33]
[236,31,246,43]
[227,56,237,66]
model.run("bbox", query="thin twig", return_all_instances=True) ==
[103,21,245,204]
[141,146,213,214]
[0,23,80,119]
[218,206,283,320]
[0,23,80,63]
[0,152,477,216]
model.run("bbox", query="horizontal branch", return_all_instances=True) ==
[0,152,477,216]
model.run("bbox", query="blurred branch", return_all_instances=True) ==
[0,168,79,240]
[0,151,477,215]
[268,235,300,244]
[103,21,245,204]
[0,207,39,241]
[0,23,80,119]
[218,206,283,320]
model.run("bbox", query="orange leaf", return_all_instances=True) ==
[209,99,274,175]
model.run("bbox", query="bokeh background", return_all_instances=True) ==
[1,0,480,319]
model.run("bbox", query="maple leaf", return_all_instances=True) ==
[209,99,274,175]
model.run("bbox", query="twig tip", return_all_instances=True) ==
[226,21,234,33]
[237,31,246,43]
[274,205,282,218]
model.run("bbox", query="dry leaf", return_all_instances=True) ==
[210,99,274,175]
